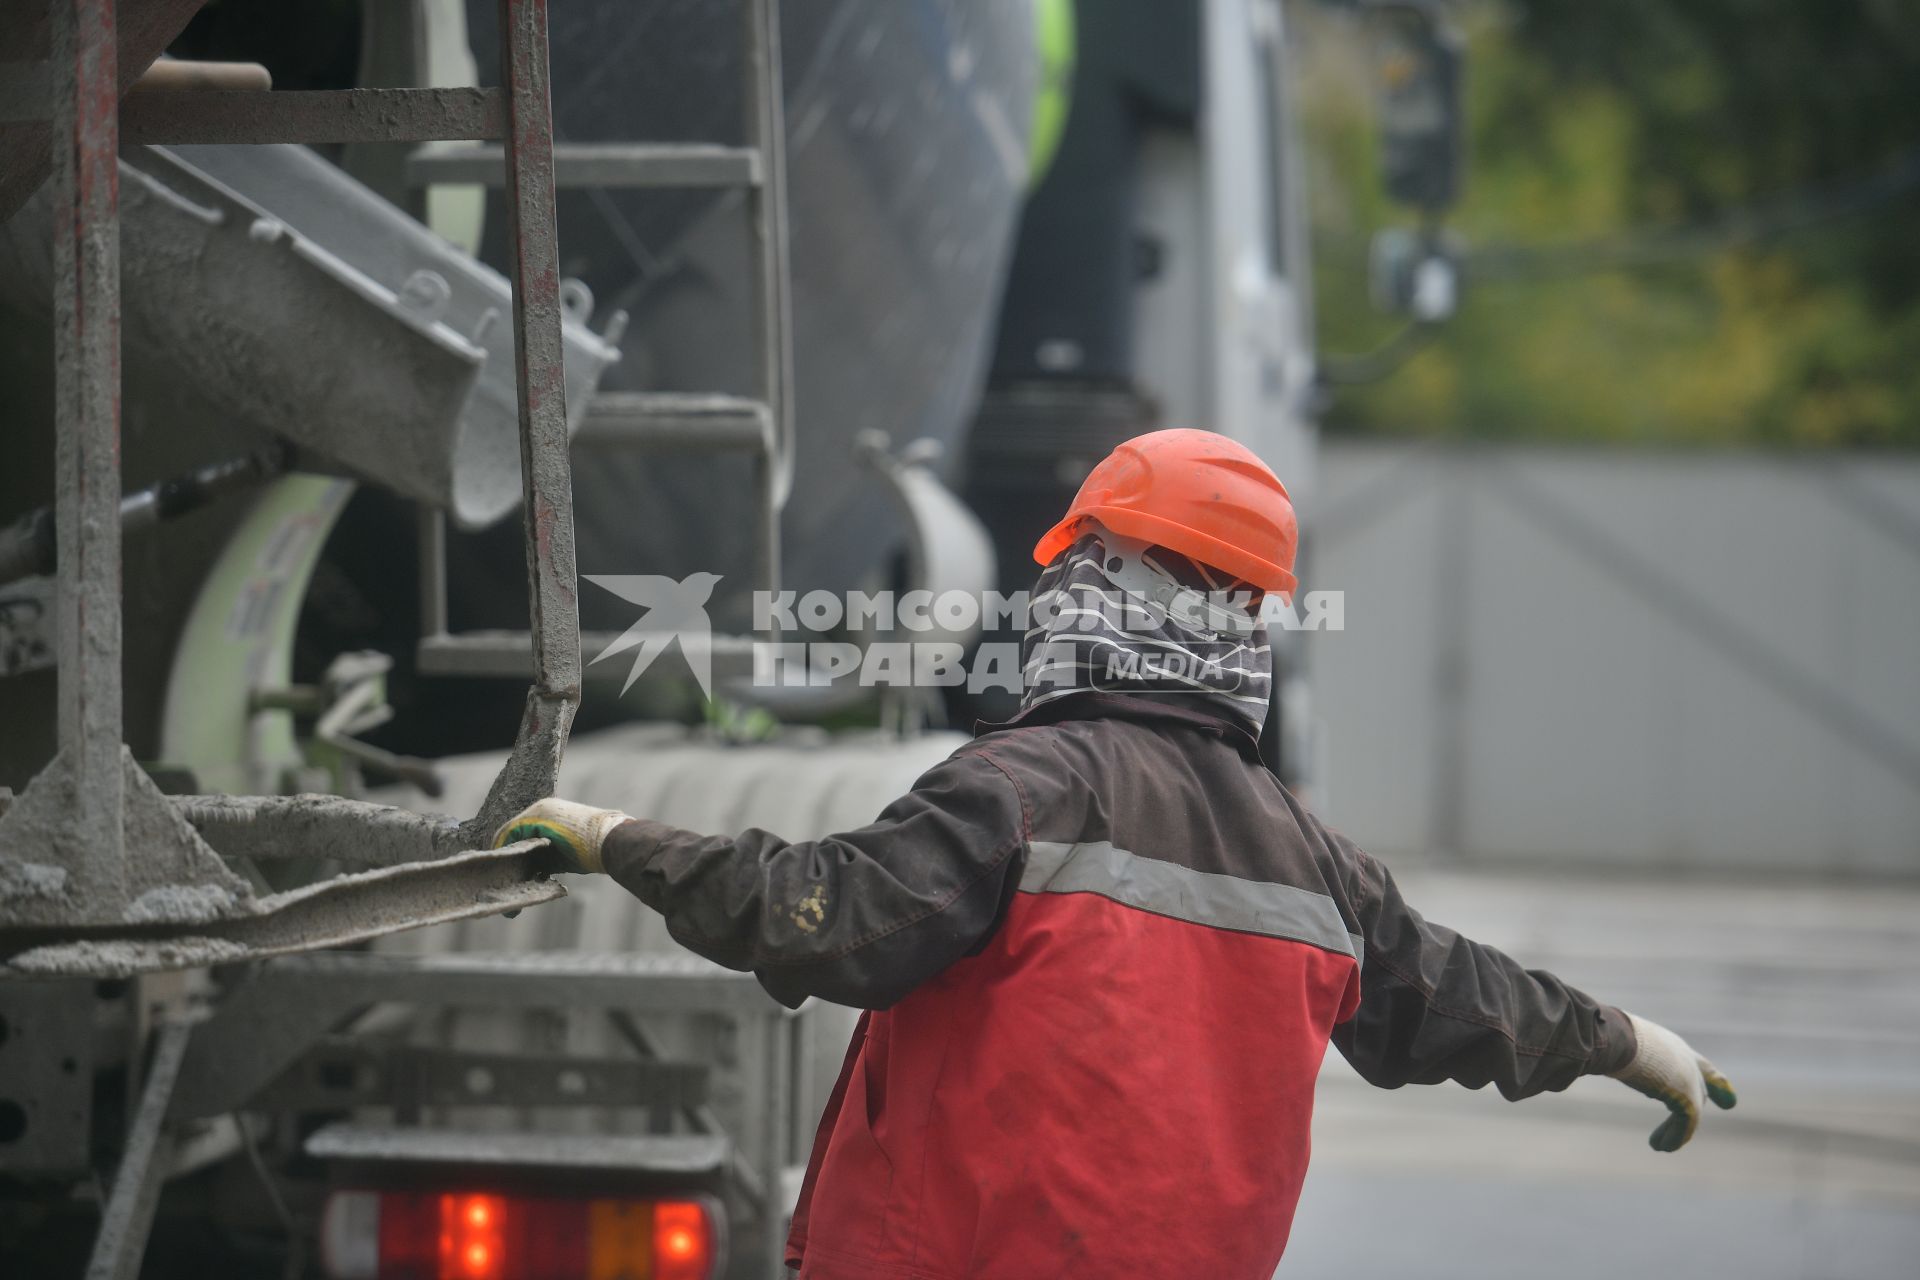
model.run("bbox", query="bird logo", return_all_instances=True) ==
[583,572,723,698]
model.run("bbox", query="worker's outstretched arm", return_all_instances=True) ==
[1328,841,1631,1098]
[1325,833,1735,1148]
[494,749,1027,1009]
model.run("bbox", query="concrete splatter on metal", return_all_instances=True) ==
[467,688,578,845]
[0,748,248,928]
[179,793,467,866]
[0,144,618,530]
[0,859,67,900]
[15,937,254,978]
[53,0,128,907]
[123,883,239,925]
[4,841,567,977]
[120,86,509,146]
[467,0,584,837]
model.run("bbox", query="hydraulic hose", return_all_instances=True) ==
[0,442,292,589]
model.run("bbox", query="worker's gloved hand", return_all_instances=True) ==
[491,797,632,875]
[1609,1012,1737,1152]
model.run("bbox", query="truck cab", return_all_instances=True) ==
[967,0,1321,782]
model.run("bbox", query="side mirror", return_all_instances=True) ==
[1369,2,1465,214]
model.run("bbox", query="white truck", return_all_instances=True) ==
[0,2,1461,1276]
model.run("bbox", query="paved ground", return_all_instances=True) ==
[1280,863,1920,1279]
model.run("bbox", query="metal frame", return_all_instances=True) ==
[14,946,809,1277]
[1,6,801,1276]
[84,1020,191,1280]
[407,140,761,188]
[0,0,586,960]
[742,0,796,596]
[412,0,797,684]
[6,841,566,977]
[174,951,793,1120]
[466,0,584,839]
[120,85,508,144]
[170,949,804,1274]
[0,977,95,1174]
[54,0,127,915]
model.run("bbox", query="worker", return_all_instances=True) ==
[496,428,1736,1279]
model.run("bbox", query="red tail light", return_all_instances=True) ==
[439,1194,506,1279]
[649,1201,708,1280]
[321,1189,721,1280]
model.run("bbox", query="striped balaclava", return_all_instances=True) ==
[1018,527,1272,737]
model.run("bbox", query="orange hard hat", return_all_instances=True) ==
[1032,429,1299,596]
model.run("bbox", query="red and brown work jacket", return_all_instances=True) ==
[602,693,1637,1279]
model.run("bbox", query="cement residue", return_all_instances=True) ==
[0,746,249,927]
[0,859,68,900]
[124,754,253,902]
[125,882,241,925]
[181,793,464,866]
[6,935,252,977]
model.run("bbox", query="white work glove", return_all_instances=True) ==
[1609,1012,1737,1152]
[491,797,632,875]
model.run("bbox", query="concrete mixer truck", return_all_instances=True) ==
[0,1,1463,1275]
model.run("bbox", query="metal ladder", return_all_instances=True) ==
[412,0,796,684]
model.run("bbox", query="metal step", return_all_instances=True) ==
[306,1123,732,1174]
[418,630,762,680]
[577,392,772,452]
[214,948,789,1021]
[407,141,761,189]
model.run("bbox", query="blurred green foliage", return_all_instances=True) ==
[1300,0,1920,446]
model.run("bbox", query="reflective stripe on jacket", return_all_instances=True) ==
[602,693,1636,1279]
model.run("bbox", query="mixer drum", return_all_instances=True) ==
[463,0,1039,630]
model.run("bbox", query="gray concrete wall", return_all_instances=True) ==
[1301,444,1920,875]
